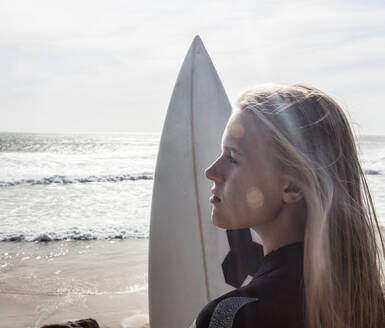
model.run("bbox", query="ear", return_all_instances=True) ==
[282,180,303,204]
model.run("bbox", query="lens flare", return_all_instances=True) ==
[246,187,264,208]
[230,123,245,139]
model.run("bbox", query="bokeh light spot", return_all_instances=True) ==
[230,123,245,139]
[246,187,264,208]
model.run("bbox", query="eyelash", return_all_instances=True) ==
[226,154,238,164]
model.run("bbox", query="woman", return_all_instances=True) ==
[194,84,385,328]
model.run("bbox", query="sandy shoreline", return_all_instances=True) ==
[2,229,384,328]
[0,239,149,328]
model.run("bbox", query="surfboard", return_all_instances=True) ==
[149,36,264,328]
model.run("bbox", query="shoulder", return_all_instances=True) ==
[205,296,259,328]
[231,288,305,328]
[195,277,304,328]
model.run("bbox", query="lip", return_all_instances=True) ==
[209,194,221,204]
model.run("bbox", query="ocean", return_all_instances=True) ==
[0,133,157,242]
[0,132,384,243]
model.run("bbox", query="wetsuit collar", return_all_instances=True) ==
[252,241,304,279]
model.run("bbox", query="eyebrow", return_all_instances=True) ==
[223,146,243,156]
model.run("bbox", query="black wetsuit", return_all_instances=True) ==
[194,241,305,328]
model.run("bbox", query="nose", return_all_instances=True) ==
[205,158,223,183]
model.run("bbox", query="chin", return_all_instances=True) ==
[212,214,239,230]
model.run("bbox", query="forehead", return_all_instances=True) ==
[222,110,267,153]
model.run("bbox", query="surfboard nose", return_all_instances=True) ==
[190,35,207,54]
[193,35,203,45]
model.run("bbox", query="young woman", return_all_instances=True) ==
[194,84,385,328]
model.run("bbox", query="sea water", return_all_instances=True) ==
[0,132,384,243]
[0,133,157,242]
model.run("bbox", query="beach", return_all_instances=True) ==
[0,239,149,328]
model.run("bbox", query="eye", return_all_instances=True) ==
[226,154,238,164]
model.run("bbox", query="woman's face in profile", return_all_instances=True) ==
[205,109,285,230]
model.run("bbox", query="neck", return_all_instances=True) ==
[252,201,306,256]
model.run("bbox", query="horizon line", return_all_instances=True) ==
[0,131,384,138]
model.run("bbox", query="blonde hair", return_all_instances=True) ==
[236,83,385,328]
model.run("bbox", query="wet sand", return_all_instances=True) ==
[1,230,384,328]
[0,239,149,328]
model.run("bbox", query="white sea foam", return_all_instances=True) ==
[0,283,148,296]
[121,314,149,328]
[0,173,153,187]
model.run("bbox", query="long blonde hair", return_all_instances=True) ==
[236,83,385,328]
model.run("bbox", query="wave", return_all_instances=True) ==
[0,169,380,188]
[0,284,148,296]
[364,169,382,175]
[0,173,153,187]
[1,231,149,242]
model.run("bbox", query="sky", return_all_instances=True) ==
[1,0,385,135]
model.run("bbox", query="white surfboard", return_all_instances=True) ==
[149,36,263,328]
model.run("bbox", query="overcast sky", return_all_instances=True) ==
[1,0,384,135]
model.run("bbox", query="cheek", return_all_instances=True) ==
[230,187,269,225]
[224,177,265,217]
[246,187,264,208]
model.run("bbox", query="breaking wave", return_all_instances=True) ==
[1,168,378,187]
[1,230,149,242]
[364,169,382,175]
[0,173,153,187]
